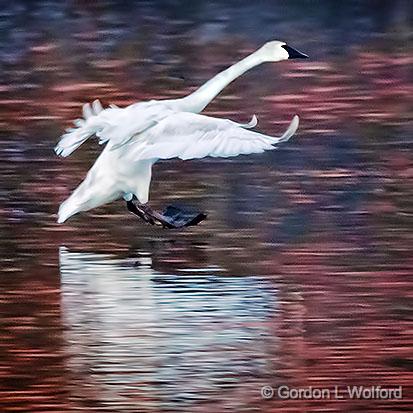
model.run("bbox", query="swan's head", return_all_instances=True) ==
[259,41,309,62]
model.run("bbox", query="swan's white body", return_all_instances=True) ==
[56,41,305,223]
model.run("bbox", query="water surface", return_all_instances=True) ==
[0,1,412,412]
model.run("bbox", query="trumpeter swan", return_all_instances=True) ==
[55,40,308,228]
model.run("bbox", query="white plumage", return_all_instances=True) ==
[131,112,298,161]
[56,100,172,157]
[55,40,307,224]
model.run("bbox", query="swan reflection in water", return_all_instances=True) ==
[59,247,279,410]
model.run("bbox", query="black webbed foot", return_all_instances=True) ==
[162,205,207,227]
[126,201,206,229]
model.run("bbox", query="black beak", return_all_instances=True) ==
[282,44,309,59]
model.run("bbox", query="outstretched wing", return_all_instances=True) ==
[54,100,172,157]
[130,112,298,161]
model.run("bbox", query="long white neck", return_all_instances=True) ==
[174,49,267,113]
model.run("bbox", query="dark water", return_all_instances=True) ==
[0,1,412,412]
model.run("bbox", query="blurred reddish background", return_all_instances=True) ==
[0,1,412,412]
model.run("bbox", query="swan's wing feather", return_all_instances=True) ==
[55,101,171,157]
[237,114,258,129]
[96,104,172,149]
[132,113,298,161]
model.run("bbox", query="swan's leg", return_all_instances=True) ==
[126,201,176,228]
[126,201,156,225]
[125,160,206,228]
[126,200,206,228]
[124,161,162,225]
[139,204,176,228]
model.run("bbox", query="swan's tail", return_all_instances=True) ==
[57,169,121,223]
[55,100,105,157]
[57,197,79,224]
[58,191,120,223]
